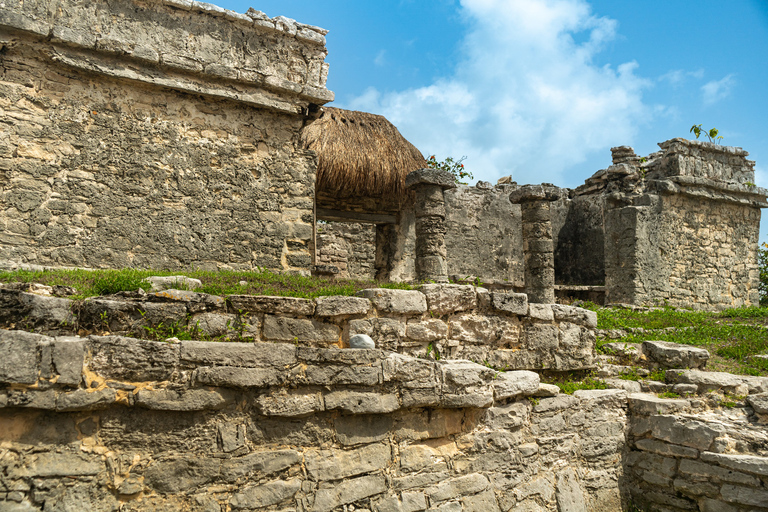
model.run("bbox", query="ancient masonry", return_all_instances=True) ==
[1,283,768,511]
[0,0,333,272]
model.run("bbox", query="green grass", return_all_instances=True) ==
[0,268,414,300]
[586,303,768,377]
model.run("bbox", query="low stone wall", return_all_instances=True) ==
[0,329,624,512]
[0,283,597,372]
[625,393,768,511]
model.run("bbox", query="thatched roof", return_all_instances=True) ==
[300,107,426,204]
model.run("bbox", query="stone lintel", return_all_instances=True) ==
[405,169,457,190]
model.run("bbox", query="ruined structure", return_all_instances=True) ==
[1,282,767,511]
[0,0,332,272]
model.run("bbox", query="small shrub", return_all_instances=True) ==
[426,155,473,184]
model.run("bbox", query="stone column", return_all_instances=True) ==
[405,168,456,283]
[509,184,562,303]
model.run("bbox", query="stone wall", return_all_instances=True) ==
[444,182,523,287]
[625,392,768,511]
[0,328,623,512]
[0,0,333,272]
[0,283,597,372]
[315,222,377,280]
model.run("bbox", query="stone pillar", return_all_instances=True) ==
[405,168,456,283]
[509,184,563,303]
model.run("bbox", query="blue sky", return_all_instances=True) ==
[216,0,768,240]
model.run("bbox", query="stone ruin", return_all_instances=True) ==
[2,1,768,511]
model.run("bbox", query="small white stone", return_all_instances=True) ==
[349,334,375,349]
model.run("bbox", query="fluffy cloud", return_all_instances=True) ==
[347,0,650,185]
[701,74,736,106]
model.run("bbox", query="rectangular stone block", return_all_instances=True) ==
[324,391,400,414]
[678,459,760,486]
[721,484,768,508]
[304,365,381,386]
[134,388,232,411]
[551,304,597,329]
[312,475,387,512]
[635,438,698,459]
[382,353,439,389]
[196,366,280,388]
[220,450,301,481]
[229,295,315,316]
[700,452,768,477]
[524,323,559,350]
[56,388,117,411]
[356,289,427,315]
[0,330,43,384]
[88,336,179,382]
[314,296,371,317]
[52,337,85,386]
[426,473,489,503]
[256,392,324,417]
[230,478,302,509]
[305,443,391,481]
[417,284,477,315]
[490,292,528,315]
[180,340,297,367]
[334,414,393,446]
[262,315,340,343]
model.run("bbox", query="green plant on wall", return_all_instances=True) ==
[690,124,723,144]
[427,155,474,184]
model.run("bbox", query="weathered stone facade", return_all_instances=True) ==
[0,0,333,272]
[315,222,376,280]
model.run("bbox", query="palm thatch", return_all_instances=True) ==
[301,107,426,205]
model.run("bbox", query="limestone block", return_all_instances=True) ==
[349,317,406,351]
[524,324,559,350]
[533,395,578,413]
[665,369,750,395]
[196,366,281,388]
[440,360,495,408]
[417,284,477,315]
[650,415,725,451]
[406,168,457,189]
[678,459,761,486]
[88,335,180,382]
[449,314,521,346]
[634,439,699,459]
[230,478,302,509]
[146,289,225,313]
[304,364,381,386]
[324,391,400,414]
[229,295,315,316]
[572,388,627,407]
[426,473,489,503]
[642,340,709,370]
[134,388,232,411]
[0,291,75,331]
[315,296,371,317]
[527,303,554,321]
[550,304,597,329]
[720,484,768,508]
[220,450,301,481]
[305,443,391,481]
[18,452,102,478]
[485,402,530,429]
[628,393,690,416]
[143,275,202,292]
[262,315,340,343]
[312,474,388,512]
[144,458,220,493]
[382,353,439,389]
[181,340,297,367]
[188,312,237,338]
[604,378,642,393]
[52,337,85,386]
[746,392,768,414]
[256,391,324,417]
[534,383,561,397]
[335,414,393,446]
[700,452,768,477]
[56,388,117,411]
[299,346,384,365]
[4,389,57,409]
[492,370,540,400]
[490,292,528,315]
[0,330,44,384]
[406,319,449,342]
[356,288,428,315]
[555,467,587,512]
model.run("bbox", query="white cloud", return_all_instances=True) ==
[701,74,736,106]
[660,68,704,87]
[346,0,651,185]
[374,49,387,67]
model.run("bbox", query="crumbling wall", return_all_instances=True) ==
[315,222,376,280]
[0,0,333,272]
[0,328,623,512]
[625,393,768,511]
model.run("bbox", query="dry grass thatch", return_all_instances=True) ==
[300,107,426,202]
